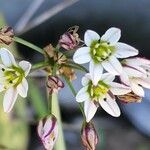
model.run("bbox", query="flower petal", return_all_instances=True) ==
[123,66,146,77]
[115,42,139,58]
[89,60,103,85]
[84,30,100,46]
[130,81,145,97]
[135,78,150,89]
[76,86,90,102]
[0,48,16,67]
[17,78,28,98]
[19,61,31,76]
[110,82,131,95]
[73,47,91,64]
[101,73,115,83]
[82,75,90,86]
[102,56,122,75]
[101,27,121,45]
[3,87,18,112]
[84,100,98,122]
[99,94,121,117]
[119,72,130,86]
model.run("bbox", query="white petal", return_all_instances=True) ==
[3,87,18,112]
[99,94,121,117]
[123,66,146,77]
[82,76,90,86]
[130,81,144,97]
[110,82,131,95]
[84,30,100,46]
[101,73,115,83]
[19,61,31,76]
[101,27,121,45]
[133,78,150,89]
[102,56,122,75]
[126,57,150,67]
[84,100,98,122]
[76,86,90,102]
[119,72,130,86]
[43,117,53,137]
[73,47,91,64]
[115,42,139,58]
[0,48,17,67]
[89,60,103,85]
[17,78,28,98]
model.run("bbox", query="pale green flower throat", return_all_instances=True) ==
[87,80,110,101]
[2,66,25,89]
[90,40,115,64]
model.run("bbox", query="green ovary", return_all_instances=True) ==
[2,66,25,89]
[90,40,115,64]
[88,81,109,101]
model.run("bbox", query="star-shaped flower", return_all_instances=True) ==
[76,73,131,122]
[120,57,150,97]
[73,27,138,85]
[0,48,31,112]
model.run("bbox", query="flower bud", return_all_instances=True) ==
[0,26,14,45]
[81,122,98,150]
[47,76,64,94]
[37,115,58,150]
[59,26,80,50]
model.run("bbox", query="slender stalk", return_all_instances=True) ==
[63,75,85,119]
[31,61,49,71]
[52,93,66,150]
[13,36,44,54]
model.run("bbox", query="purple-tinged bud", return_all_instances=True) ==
[59,26,80,50]
[47,76,64,94]
[0,26,14,45]
[37,115,58,150]
[81,122,98,150]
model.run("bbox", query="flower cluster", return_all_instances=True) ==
[73,27,150,122]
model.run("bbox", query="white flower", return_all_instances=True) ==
[76,73,131,122]
[0,48,31,112]
[120,57,150,97]
[73,27,138,85]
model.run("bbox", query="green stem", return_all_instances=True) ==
[52,93,66,150]
[63,75,85,119]
[13,36,44,54]
[31,61,49,71]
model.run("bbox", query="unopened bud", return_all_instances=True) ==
[0,26,14,45]
[59,26,80,50]
[37,115,58,150]
[81,122,98,150]
[47,76,64,94]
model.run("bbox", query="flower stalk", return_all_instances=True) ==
[13,36,44,54]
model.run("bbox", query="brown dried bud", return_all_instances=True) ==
[37,114,58,150]
[47,76,64,94]
[59,26,80,50]
[44,44,55,58]
[0,26,14,45]
[59,66,76,81]
[118,91,142,103]
[81,122,98,150]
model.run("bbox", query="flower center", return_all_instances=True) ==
[90,40,115,64]
[87,80,110,101]
[2,66,25,89]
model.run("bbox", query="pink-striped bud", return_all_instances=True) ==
[59,26,80,50]
[37,115,58,150]
[81,122,98,150]
[47,76,64,94]
[0,26,14,45]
